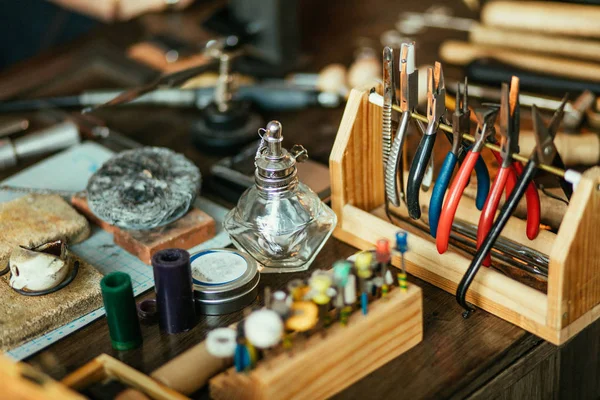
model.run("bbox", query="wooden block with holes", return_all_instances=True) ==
[329,85,600,345]
[209,285,423,400]
[71,195,216,264]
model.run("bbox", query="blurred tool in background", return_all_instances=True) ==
[391,1,600,166]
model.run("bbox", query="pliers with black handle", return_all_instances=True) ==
[477,77,542,267]
[406,62,445,220]
[457,97,568,316]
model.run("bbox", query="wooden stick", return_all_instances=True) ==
[151,341,232,395]
[62,354,189,400]
[439,41,600,83]
[481,1,600,38]
[470,25,600,63]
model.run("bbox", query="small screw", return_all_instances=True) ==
[543,146,552,155]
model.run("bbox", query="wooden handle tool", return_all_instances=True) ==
[440,41,600,83]
[469,25,600,63]
[518,131,600,166]
[481,1,600,38]
[150,341,232,395]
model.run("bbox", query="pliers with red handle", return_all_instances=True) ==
[457,97,569,316]
[477,77,541,267]
[428,80,490,238]
[435,107,498,254]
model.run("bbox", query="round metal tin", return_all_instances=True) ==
[190,248,259,315]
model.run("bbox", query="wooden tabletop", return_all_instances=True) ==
[1,0,593,399]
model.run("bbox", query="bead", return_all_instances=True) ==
[206,328,237,358]
[244,310,284,349]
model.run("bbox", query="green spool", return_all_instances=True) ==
[100,272,142,351]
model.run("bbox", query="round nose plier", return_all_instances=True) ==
[436,107,499,254]
[457,97,569,316]
[477,78,541,266]
[428,80,490,238]
[406,62,445,219]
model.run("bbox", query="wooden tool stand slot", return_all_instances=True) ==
[210,285,423,400]
[329,86,600,346]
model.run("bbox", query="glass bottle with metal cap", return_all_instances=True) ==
[223,120,336,273]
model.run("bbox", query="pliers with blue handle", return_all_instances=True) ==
[429,79,490,238]
[457,97,569,316]
[406,62,445,220]
[436,107,498,254]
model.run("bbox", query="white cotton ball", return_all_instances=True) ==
[206,328,237,358]
[244,310,284,349]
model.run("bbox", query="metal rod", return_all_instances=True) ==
[406,107,566,177]
[387,209,548,279]
[368,92,567,178]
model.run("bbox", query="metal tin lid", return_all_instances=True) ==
[191,248,259,315]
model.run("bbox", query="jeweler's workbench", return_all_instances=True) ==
[0,0,599,399]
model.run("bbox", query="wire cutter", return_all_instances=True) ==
[457,98,568,316]
[436,107,498,254]
[429,79,490,238]
[477,79,541,266]
[385,42,418,207]
[407,62,445,219]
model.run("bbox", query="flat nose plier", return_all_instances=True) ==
[457,97,568,316]
[406,62,445,219]
[429,80,490,238]
[385,42,419,207]
[436,107,498,254]
[477,77,541,266]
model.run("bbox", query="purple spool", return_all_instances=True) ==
[151,248,196,334]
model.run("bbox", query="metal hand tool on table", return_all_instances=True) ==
[82,38,239,113]
[429,79,490,238]
[435,107,498,254]
[478,78,541,267]
[385,42,419,207]
[0,84,341,113]
[456,98,569,316]
[406,62,445,219]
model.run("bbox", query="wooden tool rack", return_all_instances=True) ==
[329,86,600,346]
[210,285,423,400]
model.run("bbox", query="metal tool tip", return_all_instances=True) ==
[454,84,461,114]
[383,46,393,60]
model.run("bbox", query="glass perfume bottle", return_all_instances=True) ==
[223,121,336,273]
